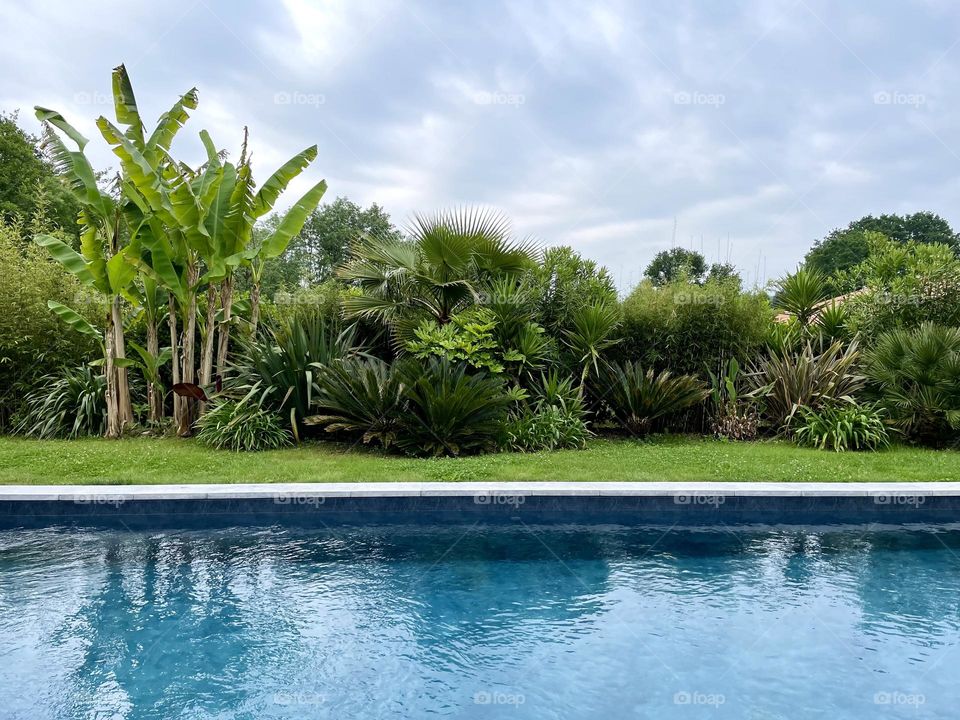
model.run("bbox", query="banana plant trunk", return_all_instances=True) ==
[168,294,181,428]
[112,297,133,429]
[146,315,162,423]
[104,303,122,439]
[199,284,217,414]
[216,276,234,377]
[250,280,261,338]
[176,264,199,436]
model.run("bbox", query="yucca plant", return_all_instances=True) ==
[196,395,291,451]
[597,361,708,435]
[16,367,107,438]
[747,339,864,431]
[563,301,622,390]
[774,267,831,326]
[307,358,407,448]
[862,323,960,445]
[396,358,514,456]
[794,402,890,452]
[228,312,361,436]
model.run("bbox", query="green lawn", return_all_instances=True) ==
[1,435,958,484]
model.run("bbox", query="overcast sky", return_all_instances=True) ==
[3,0,959,290]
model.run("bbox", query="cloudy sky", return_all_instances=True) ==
[2,0,959,289]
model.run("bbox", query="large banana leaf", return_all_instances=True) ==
[97,117,175,223]
[259,179,328,259]
[35,234,95,286]
[251,145,318,218]
[34,108,112,215]
[47,301,101,338]
[145,87,199,159]
[111,64,145,146]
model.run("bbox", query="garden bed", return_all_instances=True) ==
[3,435,959,485]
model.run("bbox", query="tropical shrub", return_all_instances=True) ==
[773,267,831,326]
[307,358,406,448]
[196,397,291,451]
[619,278,771,376]
[501,404,589,452]
[862,323,960,445]
[396,359,514,456]
[597,361,708,435]
[707,358,758,440]
[564,301,622,388]
[228,312,361,435]
[527,246,617,335]
[747,340,864,431]
[15,367,107,439]
[794,402,890,452]
[407,307,506,373]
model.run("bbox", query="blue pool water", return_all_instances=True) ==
[1,522,959,719]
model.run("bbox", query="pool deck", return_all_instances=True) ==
[2,481,960,501]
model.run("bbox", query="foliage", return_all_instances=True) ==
[528,246,617,334]
[707,358,758,440]
[196,397,291,451]
[15,366,107,439]
[645,247,708,286]
[339,207,538,345]
[396,359,513,456]
[862,323,960,446]
[747,340,864,431]
[0,111,80,234]
[773,267,831,326]
[229,312,360,434]
[307,358,406,448]
[407,307,506,373]
[597,361,708,435]
[837,235,960,341]
[794,402,890,452]
[620,278,771,376]
[563,301,622,387]
[0,221,101,428]
[501,404,589,452]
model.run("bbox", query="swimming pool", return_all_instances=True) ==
[1,521,958,719]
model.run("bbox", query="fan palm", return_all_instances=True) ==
[338,208,539,344]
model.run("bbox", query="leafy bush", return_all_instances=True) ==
[501,404,589,452]
[396,359,513,456]
[308,358,406,448]
[748,340,864,431]
[620,278,771,376]
[407,307,506,373]
[773,267,831,326]
[527,246,617,335]
[597,361,708,435]
[0,222,101,428]
[15,366,107,438]
[229,312,361,434]
[196,397,291,451]
[707,358,758,440]
[794,402,890,452]
[862,323,960,445]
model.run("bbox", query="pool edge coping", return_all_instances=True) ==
[2,481,959,501]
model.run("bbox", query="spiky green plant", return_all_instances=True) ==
[196,396,291,451]
[774,267,831,326]
[748,339,864,431]
[862,323,960,445]
[794,402,890,452]
[597,361,708,435]
[563,301,622,389]
[16,367,107,438]
[396,358,513,456]
[501,404,589,452]
[307,358,407,448]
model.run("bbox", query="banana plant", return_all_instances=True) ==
[33,107,137,438]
